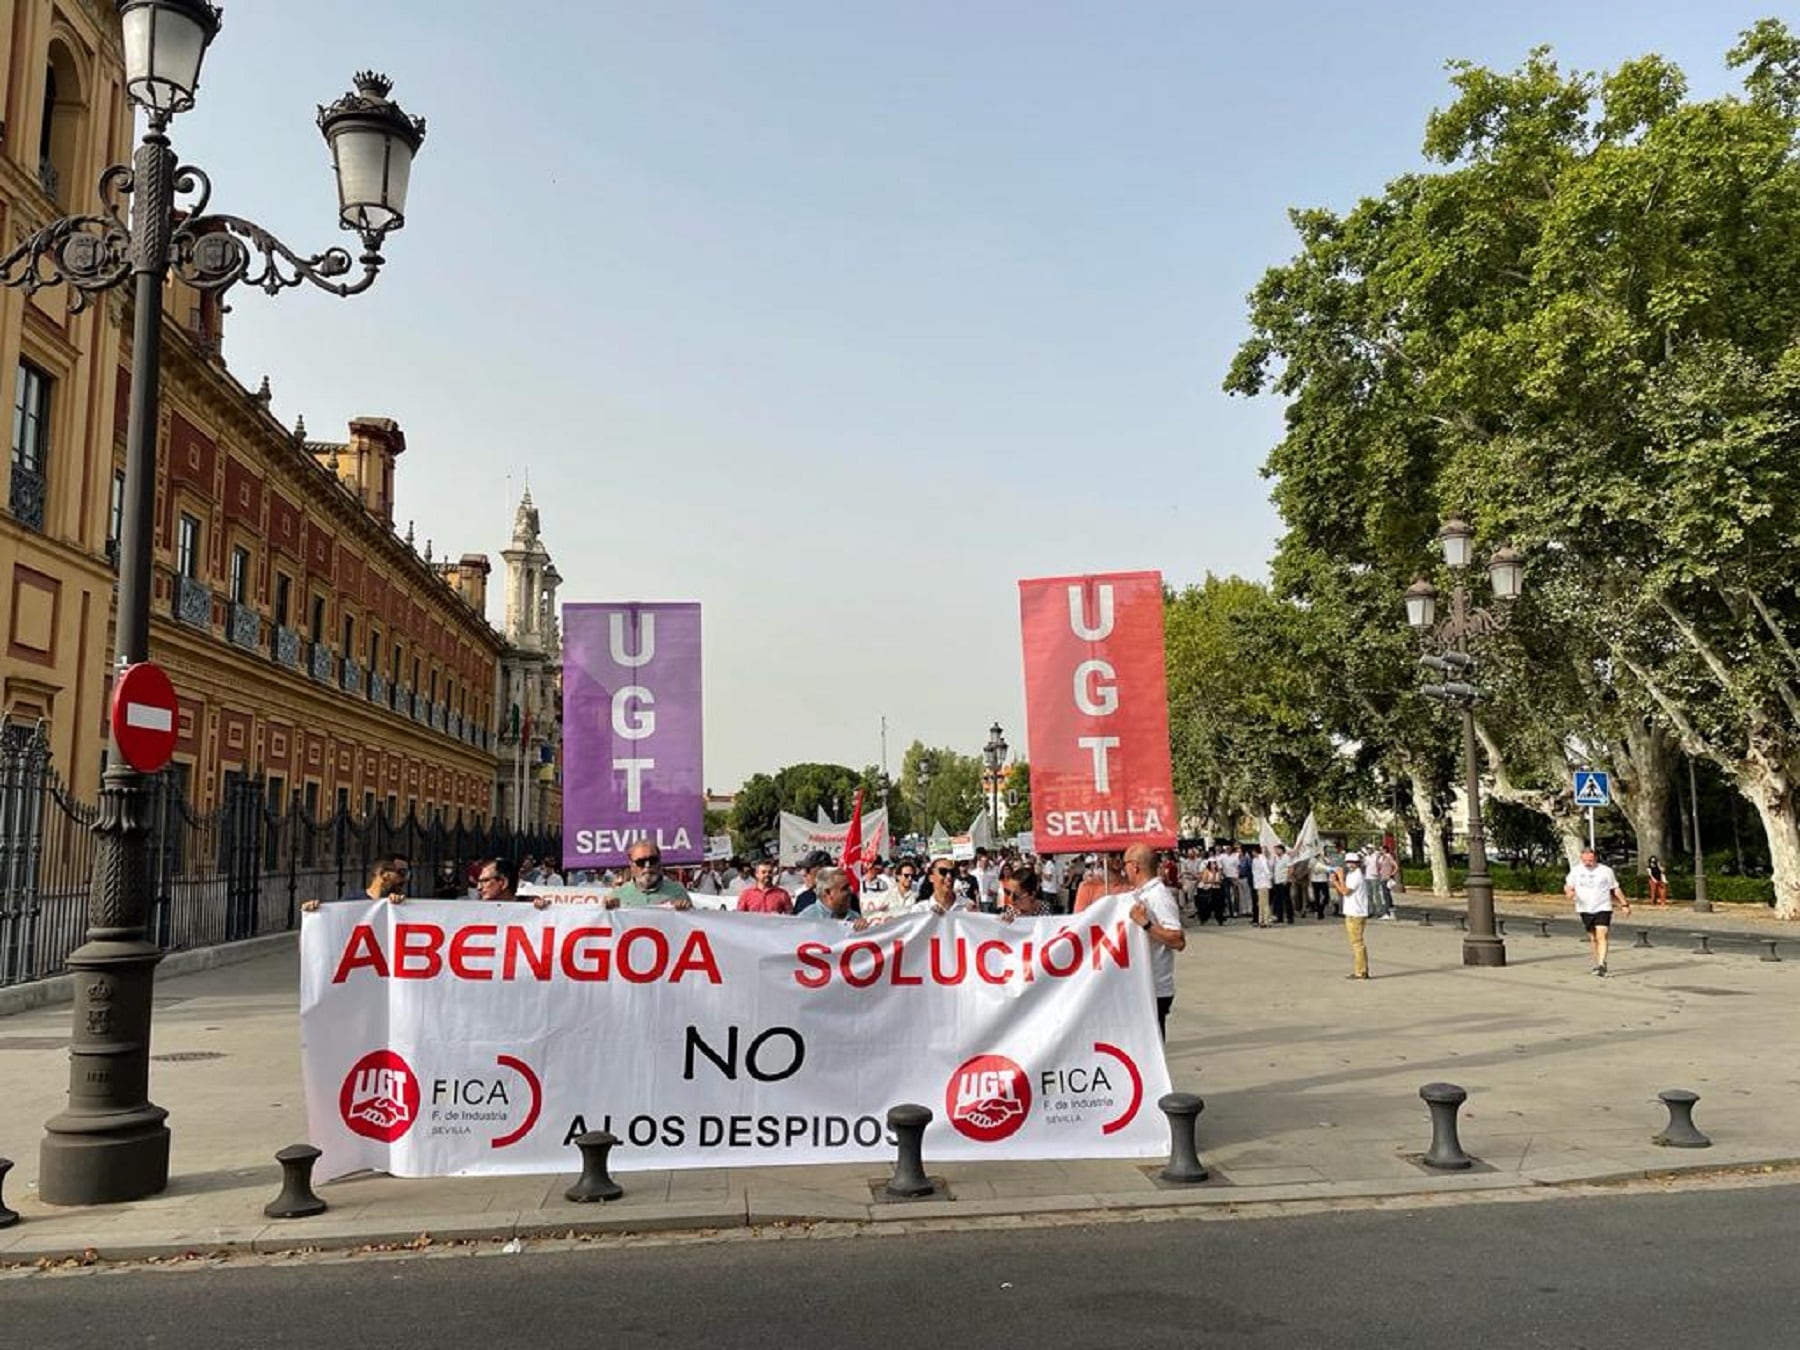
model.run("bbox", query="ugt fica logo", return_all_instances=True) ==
[946,1053,1031,1143]
[340,1049,421,1143]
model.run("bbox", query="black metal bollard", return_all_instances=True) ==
[1634,928,1653,949]
[0,1156,18,1228]
[1497,918,1507,936]
[885,1103,935,1198]
[1693,933,1714,955]
[263,1144,327,1219]
[565,1130,624,1203]
[1420,909,1433,927]
[1762,940,1782,963]
[1419,1082,1473,1170]
[1157,1093,1209,1184]
[1536,919,1552,938]
[1457,914,1468,932]
[1653,1090,1711,1148]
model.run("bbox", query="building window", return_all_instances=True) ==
[108,469,125,550]
[311,594,327,642]
[229,546,251,604]
[341,614,355,654]
[368,629,380,672]
[274,573,292,628]
[9,362,52,531]
[176,513,202,578]
[39,43,84,207]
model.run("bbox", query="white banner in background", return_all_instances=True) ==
[300,898,1171,1180]
[777,808,889,865]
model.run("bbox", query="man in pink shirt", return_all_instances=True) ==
[735,861,793,915]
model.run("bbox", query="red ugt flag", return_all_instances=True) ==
[840,788,865,890]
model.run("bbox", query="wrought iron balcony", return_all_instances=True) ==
[8,464,46,532]
[175,575,212,629]
[370,671,387,705]
[228,602,260,650]
[273,625,302,670]
[340,657,362,694]
[451,712,463,740]
[308,641,334,683]
[412,691,427,722]
[434,703,447,734]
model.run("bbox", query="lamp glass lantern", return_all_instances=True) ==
[1405,579,1438,630]
[1487,546,1525,601]
[1438,518,1474,570]
[319,73,427,236]
[118,0,222,117]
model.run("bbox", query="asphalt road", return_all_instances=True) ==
[5,1184,1792,1348]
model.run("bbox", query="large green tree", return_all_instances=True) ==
[1229,22,1800,916]
[896,740,984,836]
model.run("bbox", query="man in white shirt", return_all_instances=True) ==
[1334,852,1372,979]
[1271,845,1294,925]
[1121,844,1187,1040]
[973,850,1002,911]
[1251,848,1274,927]
[1565,847,1630,976]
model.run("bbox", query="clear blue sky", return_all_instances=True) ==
[170,1,1775,792]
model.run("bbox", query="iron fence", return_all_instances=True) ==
[0,726,560,987]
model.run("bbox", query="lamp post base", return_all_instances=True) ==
[39,1120,170,1207]
[1462,935,1507,968]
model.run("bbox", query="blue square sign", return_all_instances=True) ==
[1573,770,1611,808]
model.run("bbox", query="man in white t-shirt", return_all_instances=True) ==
[1334,852,1372,979]
[1121,844,1187,1039]
[1565,847,1629,976]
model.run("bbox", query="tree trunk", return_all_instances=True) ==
[1614,719,1677,871]
[1408,770,1450,897]
[1739,771,1800,920]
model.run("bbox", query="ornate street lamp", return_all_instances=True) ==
[1406,521,1525,968]
[983,721,1008,834]
[2,2,425,1205]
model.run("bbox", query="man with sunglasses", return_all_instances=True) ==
[300,855,411,912]
[609,843,695,910]
[921,853,978,916]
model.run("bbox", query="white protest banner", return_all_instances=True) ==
[777,808,889,865]
[518,885,734,912]
[300,897,1171,1180]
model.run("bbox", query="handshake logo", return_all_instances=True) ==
[340,1049,421,1143]
[946,1053,1032,1144]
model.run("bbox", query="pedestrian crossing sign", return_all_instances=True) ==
[1573,770,1611,808]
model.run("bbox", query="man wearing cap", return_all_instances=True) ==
[1565,847,1629,976]
[1333,851,1372,978]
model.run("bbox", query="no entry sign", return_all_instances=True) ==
[111,662,178,773]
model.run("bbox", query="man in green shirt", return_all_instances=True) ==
[607,842,694,910]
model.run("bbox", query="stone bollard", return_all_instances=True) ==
[885,1103,936,1198]
[1692,933,1714,955]
[1762,940,1782,963]
[1157,1093,1209,1184]
[1653,1090,1711,1148]
[1419,1082,1473,1170]
[264,1144,327,1219]
[1634,928,1653,949]
[0,1156,18,1228]
[565,1130,624,1203]
[1536,919,1552,938]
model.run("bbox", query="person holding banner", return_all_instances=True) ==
[1122,844,1186,1038]
[999,868,1047,920]
[1334,852,1372,979]
[609,844,695,910]
[922,854,978,915]
[300,855,412,912]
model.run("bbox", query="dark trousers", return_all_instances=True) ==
[1200,887,1226,924]
[1272,882,1293,924]
[1156,994,1174,1040]
[1311,881,1329,917]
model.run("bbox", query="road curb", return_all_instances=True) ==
[4,1155,1795,1267]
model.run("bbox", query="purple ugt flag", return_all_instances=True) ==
[562,603,703,869]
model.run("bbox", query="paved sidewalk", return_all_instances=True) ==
[1,911,1795,1263]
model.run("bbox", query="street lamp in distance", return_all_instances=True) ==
[983,721,1008,837]
[3,0,425,1206]
[1406,518,1525,969]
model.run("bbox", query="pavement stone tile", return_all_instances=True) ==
[518,1199,747,1236]
[249,1211,504,1254]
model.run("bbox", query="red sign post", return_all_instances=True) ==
[110,661,179,774]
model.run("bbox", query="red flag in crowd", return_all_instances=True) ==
[840,788,865,890]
